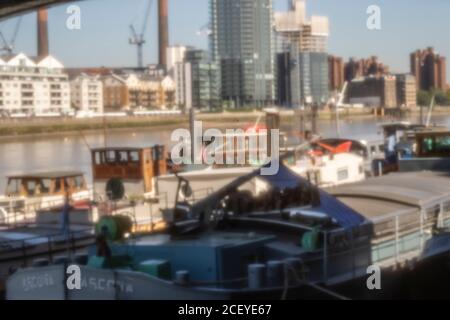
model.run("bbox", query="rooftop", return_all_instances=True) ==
[7,171,84,179]
[91,147,153,152]
[327,171,450,221]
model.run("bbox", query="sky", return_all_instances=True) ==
[1,0,450,76]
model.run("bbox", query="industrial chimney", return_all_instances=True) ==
[37,8,49,57]
[158,0,169,70]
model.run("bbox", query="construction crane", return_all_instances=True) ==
[129,0,153,69]
[196,23,211,37]
[0,17,22,55]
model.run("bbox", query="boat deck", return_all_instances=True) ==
[0,224,93,250]
[327,171,450,221]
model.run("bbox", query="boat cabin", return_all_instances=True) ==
[415,131,450,158]
[5,171,87,198]
[91,146,167,198]
[396,130,450,172]
[373,122,449,174]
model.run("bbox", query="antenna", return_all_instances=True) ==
[129,0,153,68]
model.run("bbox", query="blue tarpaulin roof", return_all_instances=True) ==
[259,163,367,229]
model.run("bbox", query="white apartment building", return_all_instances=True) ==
[0,53,70,115]
[70,74,104,114]
[166,45,189,75]
[173,62,188,108]
[167,45,191,108]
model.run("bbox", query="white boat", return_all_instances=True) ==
[288,152,366,188]
[157,151,366,207]
[0,171,91,225]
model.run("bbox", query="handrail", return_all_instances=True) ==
[0,227,94,255]
[0,189,94,227]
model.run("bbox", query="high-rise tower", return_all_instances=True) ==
[210,0,275,107]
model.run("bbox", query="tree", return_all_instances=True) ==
[431,89,449,106]
[417,90,431,106]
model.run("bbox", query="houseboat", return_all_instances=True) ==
[309,138,385,176]
[0,146,172,295]
[157,127,366,207]
[397,130,450,172]
[0,171,91,225]
[91,146,167,200]
[7,164,450,300]
[373,122,448,174]
[0,201,96,295]
[90,145,170,229]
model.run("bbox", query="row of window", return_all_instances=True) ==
[0,83,68,89]
[0,100,69,105]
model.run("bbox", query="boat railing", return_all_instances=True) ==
[0,190,95,227]
[189,188,214,204]
[318,200,450,284]
[0,227,94,278]
[148,191,169,210]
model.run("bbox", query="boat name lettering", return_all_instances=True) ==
[80,277,133,293]
[22,273,55,292]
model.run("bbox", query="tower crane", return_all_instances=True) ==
[196,23,211,37]
[129,0,153,68]
[0,17,22,55]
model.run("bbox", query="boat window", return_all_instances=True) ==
[74,176,85,189]
[25,180,37,196]
[130,151,140,163]
[54,178,62,193]
[118,151,129,163]
[421,137,434,155]
[152,146,165,161]
[94,151,102,165]
[39,179,51,194]
[66,177,75,190]
[419,135,450,156]
[63,178,69,191]
[6,178,21,195]
[106,150,117,163]
[434,136,450,153]
[337,168,349,181]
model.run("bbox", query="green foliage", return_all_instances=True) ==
[435,90,448,106]
[417,90,431,106]
[417,89,450,106]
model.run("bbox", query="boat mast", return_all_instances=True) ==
[425,94,436,128]
[335,82,348,139]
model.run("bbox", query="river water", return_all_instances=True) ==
[0,115,449,191]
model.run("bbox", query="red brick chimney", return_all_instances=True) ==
[37,8,49,57]
[158,0,169,70]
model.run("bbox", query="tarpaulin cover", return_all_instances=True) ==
[259,163,366,228]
